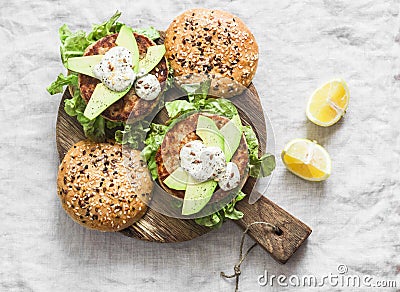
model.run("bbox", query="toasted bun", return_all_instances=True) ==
[165,8,258,97]
[57,140,152,232]
[79,33,168,122]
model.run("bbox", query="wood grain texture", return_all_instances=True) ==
[55,31,311,263]
[236,191,312,264]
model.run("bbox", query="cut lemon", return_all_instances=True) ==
[282,138,331,181]
[306,79,349,127]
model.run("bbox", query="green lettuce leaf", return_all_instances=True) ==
[180,79,211,101]
[64,87,106,142]
[195,191,246,228]
[46,71,106,141]
[165,100,196,119]
[243,125,276,177]
[77,114,106,142]
[164,94,238,121]
[59,25,90,65]
[200,98,238,118]
[106,120,124,129]
[142,123,168,179]
[59,11,122,65]
[46,73,78,95]
[115,121,150,149]
[86,11,122,42]
[131,26,160,40]
[250,153,276,177]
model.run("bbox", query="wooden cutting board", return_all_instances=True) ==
[56,30,311,263]
[56,82,311,263]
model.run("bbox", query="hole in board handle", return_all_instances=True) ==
[274,227,283,236]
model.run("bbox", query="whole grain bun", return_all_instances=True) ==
[165,8,259,98]
[57,140,152,232]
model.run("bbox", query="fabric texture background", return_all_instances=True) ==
[0,1,399,291]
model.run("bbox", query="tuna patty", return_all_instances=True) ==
[155,113,249,199]
[79,33,168,122]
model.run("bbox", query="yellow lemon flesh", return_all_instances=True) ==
[306,79,349,127]
[282,139,331,181]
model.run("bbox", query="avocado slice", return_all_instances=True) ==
[231,114,243,132]
[164,167,188,190]
[196,115,224,149]
[116,25,139,71]
[181,116,225,215]
[83,83,130,120]
[138,45,166,75]
[182,176,218,216]
[220,117,242,162]
[66,55,103,78]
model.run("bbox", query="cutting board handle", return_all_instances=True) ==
[234,193,312,263]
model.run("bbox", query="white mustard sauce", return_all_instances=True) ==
[93,46,135,92]
[179,140,240,191]
[134,74,162,101]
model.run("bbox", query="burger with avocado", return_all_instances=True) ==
[47,11,169,143]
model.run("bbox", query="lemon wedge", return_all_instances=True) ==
[282,138,331,181]
[306,79,349,127]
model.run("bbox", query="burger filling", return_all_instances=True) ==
[179,140,240,191]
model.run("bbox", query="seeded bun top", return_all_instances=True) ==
[165,8,259,98]
[57,140,152,232]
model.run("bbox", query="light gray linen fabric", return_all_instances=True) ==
[0,1,399,291]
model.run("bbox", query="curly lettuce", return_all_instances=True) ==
[132,26,160,40]
[46,73,78,95]
[243,125,276,178]
[142,123,168,179]
[58,11,122,65]
[115,121,150,149]
[195,191,246,228]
